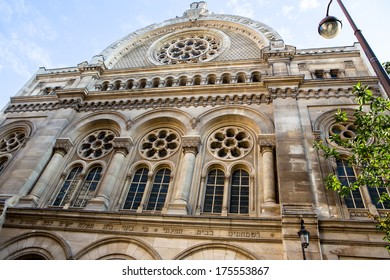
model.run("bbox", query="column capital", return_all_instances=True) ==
[182,135,201,155]
[112,137,133,156]
[54,138,74,156]
[258,134,275,153]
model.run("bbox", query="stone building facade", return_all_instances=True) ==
[0,2,389,260]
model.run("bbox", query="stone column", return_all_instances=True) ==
[221,175,230,216]
[85,137,132,211]
[258,135,276,204]
[167,136,200,215]
[18,138,73,207]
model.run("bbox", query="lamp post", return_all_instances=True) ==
[318,0,390,98]
[297,219,310,260]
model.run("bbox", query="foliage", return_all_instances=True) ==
[313,82,390,251]
[383,62,390,75]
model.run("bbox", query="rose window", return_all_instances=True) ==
[0,131,27,153]
[156,35,221,64]
[78,130,115,160]
[140,129,180,160]
[208,127,253,160]
[329,122,356,142]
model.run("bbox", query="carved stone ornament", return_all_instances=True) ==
[54,138,74,155]
[258,134,275,153]
[182,136,201,155]
[112,137,133,155]
[183,2,210,21]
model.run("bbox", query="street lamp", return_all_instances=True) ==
[318,0,390,97]
[297,218,310,260]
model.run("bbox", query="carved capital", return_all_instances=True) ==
[258,134,275,153]
[182,135,201,155]
[112,137,133,156]
[54,138,73,156]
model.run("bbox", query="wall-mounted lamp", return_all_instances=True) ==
[297,218,310,260]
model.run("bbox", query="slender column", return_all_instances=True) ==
[259,135,276,204]
[85,137,132,211]
[137,172,153,213]
[195,175,206,215]
[18,138,73,207]
[221,175,230,216]
[167,136,200,215]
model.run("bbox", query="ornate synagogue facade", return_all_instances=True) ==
[0,2,389,260]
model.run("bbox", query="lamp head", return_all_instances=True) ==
[318,16,342,39]
[298,219,310,248]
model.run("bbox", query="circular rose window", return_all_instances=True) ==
[148,29,230,65]
[140,129,180,160]
[78,130,115,160]
[156,35,220,64]
[208,127,253,160]
[0,130,26,153]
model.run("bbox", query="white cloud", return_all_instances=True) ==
[282,5,295,17]
[0,0,14,23]
[299,0,320,11]
[227,0,254,18]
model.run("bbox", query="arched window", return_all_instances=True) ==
[335,159,364,208]
[123,168,149,210]
[229,169,249,214]
[203,169,224,213]
[52,166,83,207]
[73,166,102,207]
[146,168,171,211]
[367,184,390,209]
[52,166,102,208]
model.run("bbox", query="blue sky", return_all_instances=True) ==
[1,0,389,109]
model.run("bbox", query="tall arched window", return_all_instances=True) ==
[123,168,149,210]
[203,169,224,214]
[52,166,102,208]
[367,184,390,209]
[146,168,171,211]
[229,169,249,214]
[336,159,364,208]
[52,166,83,207]
[73,166,102,207]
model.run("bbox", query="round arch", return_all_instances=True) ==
[93,8,283,68]
[173,242,259,260]
[0,231,73,260]
[60,111,128,142]
[75,236,161,260]
[196,105,274,136]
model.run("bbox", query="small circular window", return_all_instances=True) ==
[139,129,181,160]
[208,127,253,160]
[78,130,115,160]
[0,130,27,153]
